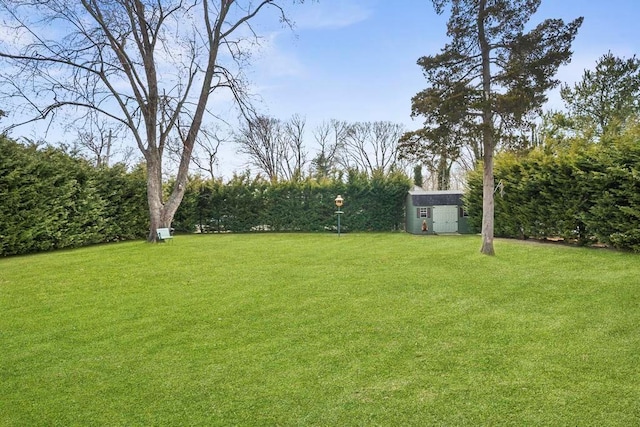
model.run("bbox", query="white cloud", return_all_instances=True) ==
[291,0,373,30]
[252,32,307,78]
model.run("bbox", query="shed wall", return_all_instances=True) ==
[406,191,472,235]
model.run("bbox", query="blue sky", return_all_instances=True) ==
[248,0,640,131]
[207,0,640,175]
[4,0,639,176]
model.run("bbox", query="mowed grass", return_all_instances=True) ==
[1,233,639,426]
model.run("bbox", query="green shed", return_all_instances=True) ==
[405,187,472,235]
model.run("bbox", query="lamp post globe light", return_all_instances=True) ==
[334,195,344,236]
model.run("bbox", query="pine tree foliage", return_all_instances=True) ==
[560,52,640,139]
[407,0,582,254]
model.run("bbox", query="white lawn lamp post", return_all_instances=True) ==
[335,195,344,237]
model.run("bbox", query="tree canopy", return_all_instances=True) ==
[406,0,582,254]
[559,52,640,139]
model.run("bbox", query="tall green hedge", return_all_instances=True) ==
[465,137,640,251]
[2,135,410,255]
[174,170,411,233]
[580,140,640,250]
[93,163,149,242]
[0,137,147,256]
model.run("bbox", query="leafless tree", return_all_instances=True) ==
[281,114,306,181]
[191,126,226,181]
[236,115,282,181]
[0,0,300,241]
[235,114,307,181]
[76,128,113,168]
[341,121,406,176]
[311,119,347,179]
[71,111,132,167]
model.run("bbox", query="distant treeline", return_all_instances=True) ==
[465,130,640,252]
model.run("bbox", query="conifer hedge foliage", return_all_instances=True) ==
[173,169,411,234]
[465,133,640,252]
[0,137,148,256]
[1,136,411,256]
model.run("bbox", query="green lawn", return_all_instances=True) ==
[1,233,639,426]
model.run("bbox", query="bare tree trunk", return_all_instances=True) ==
[480,145,495,255]
[105,129,112,167]
[478,0,495,255]
[146,153,165,242]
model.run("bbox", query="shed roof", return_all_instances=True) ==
[409,188,464,206]
[408,188,463,196]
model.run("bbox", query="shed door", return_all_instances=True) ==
[432,205,458,233]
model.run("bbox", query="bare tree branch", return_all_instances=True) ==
[341,121,405,176]
[0,0,301,241]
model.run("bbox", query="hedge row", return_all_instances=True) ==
[0,138,148,256]
[2,136,411,255]
[173,170,411,233]
[465,139,640,251]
